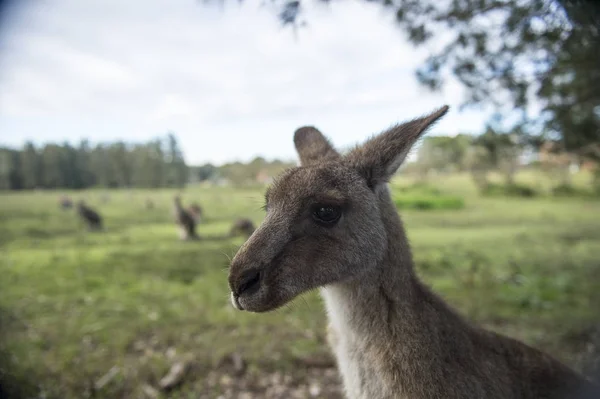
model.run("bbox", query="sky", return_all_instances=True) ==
[0,0,491,165]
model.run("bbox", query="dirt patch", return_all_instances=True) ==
[194,367,343,398]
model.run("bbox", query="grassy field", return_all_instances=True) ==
[0,172,599,398]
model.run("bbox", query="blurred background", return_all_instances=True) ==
[0,0,598,398]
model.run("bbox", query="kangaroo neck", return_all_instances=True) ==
[322,186,423,337]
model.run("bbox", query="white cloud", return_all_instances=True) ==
[0,0,490,165]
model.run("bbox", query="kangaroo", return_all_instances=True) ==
[173,195,198,240]
[76,200,102,231]
[188,202,203,223]
[59,195,73,210]
[227,106,599,399]
[229,218,256,238]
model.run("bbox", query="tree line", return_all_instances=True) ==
[408,126,598,194]
[0,133,188,190]
[2,128,595,191]
[0,132,298,190]
[190,157,296,186]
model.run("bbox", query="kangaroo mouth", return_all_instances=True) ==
[229,285,292,313]
[231,292,244,310]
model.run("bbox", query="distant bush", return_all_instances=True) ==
[394,195,465,210]
[482,183,538,198]
[396,182,442,196]
[551,183,591,198]
[392,183,465,210]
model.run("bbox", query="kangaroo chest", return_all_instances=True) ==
[320,287,402,399]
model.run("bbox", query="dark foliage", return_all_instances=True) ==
[251,0,599,160]
[0,133,188,190]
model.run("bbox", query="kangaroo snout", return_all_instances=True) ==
[229,263,264,311]
[232,268,262,297]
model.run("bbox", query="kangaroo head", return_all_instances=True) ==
[228,106,449,312]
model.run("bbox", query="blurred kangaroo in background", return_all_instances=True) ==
[77,200,102,231]
[228,106,599,399]
[173,195,198,240]
[59,195,73,210]
[229,218,256,239]
[188,202,203,223]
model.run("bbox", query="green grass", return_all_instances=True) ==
[551,183,596,198]
[391,183,465,210]
[394,195,465,210]
[0,174,599,398]
[481,182,539,198]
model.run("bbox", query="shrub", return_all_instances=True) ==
[394,194,465,211]
[506,184,538,197]
[391,183,465,210]
[551,184,591,198]
[396,182,442,196]
[482,183,538,198]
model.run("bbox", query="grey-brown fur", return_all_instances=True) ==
[173,195,198,240]
[228,106,598,399]
[293,126,340,165]
[59,195,73,210]
[188,203,203,223]
[229,218,256,238]
[77,200,102,230]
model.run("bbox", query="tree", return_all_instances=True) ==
[108,142,133,188]
[220,161,251,186]
[130,141,164,188]
[0,148,22,190]
[416,134,473,176]
[243,0,599,160]
[247,156,267,180]
[76,140,94,188]
[2,133,191,190]
[40,144,68,189]
[89,144,116,188]
[469,125,524,189]
[60,142,82,189]
[191,163,218,182]
[19,142,42,189]
[164,133,188,188]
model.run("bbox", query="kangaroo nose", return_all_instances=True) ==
[235,269,262,296]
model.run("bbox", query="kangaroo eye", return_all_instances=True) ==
[312,205,342,225]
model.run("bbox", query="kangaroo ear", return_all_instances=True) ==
[345,106,449,189]
[293,126,340,166]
